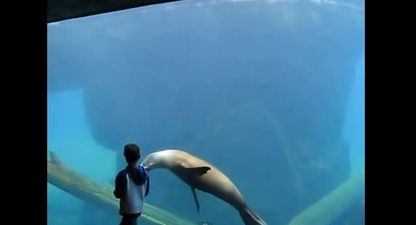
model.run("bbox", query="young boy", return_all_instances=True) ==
[113,143,150,225]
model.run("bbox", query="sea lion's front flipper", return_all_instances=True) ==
[191,186,200,213]
[182,165,211,176]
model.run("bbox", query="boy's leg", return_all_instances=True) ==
[120,214,140,225]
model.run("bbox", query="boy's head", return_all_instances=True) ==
[123,143,141,164]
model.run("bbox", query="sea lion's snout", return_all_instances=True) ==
[141,153,161,171]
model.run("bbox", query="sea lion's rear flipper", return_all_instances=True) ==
[191,186,200,213]
[239,207,268,225]
[183,166,211,176]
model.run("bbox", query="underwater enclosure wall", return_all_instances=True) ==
[47,0,364,225]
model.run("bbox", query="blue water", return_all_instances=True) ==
[47,1,364,225]
[343,55,364,176]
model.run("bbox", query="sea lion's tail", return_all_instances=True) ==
[239,207,267,225]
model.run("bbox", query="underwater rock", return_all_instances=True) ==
[48,1,363,156]
[287,175,364,225]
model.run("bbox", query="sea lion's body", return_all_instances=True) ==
[141,149,267,225]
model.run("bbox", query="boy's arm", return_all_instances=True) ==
[143,168,150,197]
[113,172,126,199]
[145,175,150,197]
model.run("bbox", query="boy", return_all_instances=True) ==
[113,143,150,225]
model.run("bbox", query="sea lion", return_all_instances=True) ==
[141,149,267,225]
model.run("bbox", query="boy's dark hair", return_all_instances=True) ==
[124,143,141,164]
